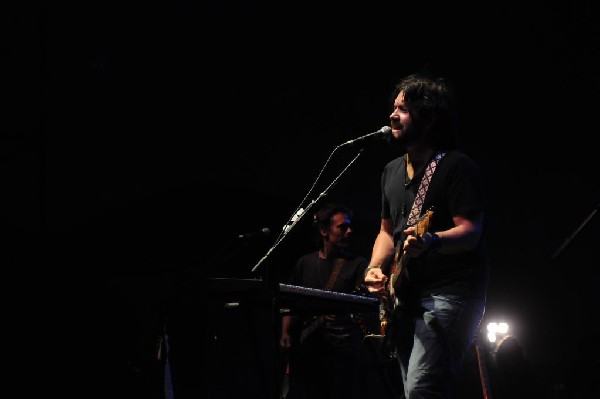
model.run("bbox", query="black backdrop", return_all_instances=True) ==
[5,2,599,398]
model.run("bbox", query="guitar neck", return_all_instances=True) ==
[389,241,408,286]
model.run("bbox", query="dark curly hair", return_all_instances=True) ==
[312,203,353,249]
[390,72,458,150]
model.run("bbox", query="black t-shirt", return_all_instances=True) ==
[287,251,369,344]
[380,150,490,300]
[289,251,368,292]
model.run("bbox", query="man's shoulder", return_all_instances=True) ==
[385,154,405,167]
[443,149,476,161]
[343,253,369,267]
[382,155,405,174]
[295,251,323,269]
[297,251,319,262]
[441,150,480,169]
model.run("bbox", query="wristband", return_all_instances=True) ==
[430,232,442,250]
[364,265,381,277]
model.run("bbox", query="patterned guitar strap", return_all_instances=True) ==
[381,151,447,353]
[325,257,346,290]
[406,151,446,226]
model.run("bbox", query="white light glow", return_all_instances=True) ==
[497,322,509,334]
[485,321,510,342]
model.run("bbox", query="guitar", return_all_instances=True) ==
[379,207,434,346]
[300,291,372,343]
[299,315,327,343]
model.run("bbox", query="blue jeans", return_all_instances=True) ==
[393,294,485,399]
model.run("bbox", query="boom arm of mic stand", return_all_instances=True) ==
[251,149,364,274]
[550,202,598,261]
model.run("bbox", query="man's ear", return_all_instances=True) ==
[320,227,329,240]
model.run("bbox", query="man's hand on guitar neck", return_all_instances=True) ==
[402,225,438,258]
[364,266,388,294]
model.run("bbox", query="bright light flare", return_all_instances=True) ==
[486,322,510,342]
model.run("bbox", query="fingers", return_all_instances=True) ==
[367,269,382,279]
[366,285,385,293]
[403,226,416,236]
[403,235,426,257]
[364,267,387,295]
[280,339,291,349]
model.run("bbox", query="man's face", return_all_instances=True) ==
[389,91,423,148]
[323,212,353,249]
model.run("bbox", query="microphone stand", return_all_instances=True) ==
[550,202,598,261]
[250,145,364,399]
[251,147,364,275]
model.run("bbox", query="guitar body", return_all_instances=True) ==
[378,208,434,353]
[299,315,326,343]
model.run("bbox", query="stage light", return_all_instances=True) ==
[485,321,509,343]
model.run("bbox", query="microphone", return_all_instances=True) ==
[238,227,271,240]
[341,126,392,146]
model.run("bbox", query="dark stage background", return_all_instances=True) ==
[5,2,599,398]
